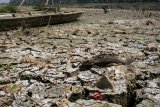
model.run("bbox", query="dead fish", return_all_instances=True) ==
[79,54,134,71]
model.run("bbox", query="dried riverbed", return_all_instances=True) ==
[0,8,160,107]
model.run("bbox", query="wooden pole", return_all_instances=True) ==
[18,0,26,9]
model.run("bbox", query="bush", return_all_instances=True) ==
[33,5,44,11]
[0,5,17,13]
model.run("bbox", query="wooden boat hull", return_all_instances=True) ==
[0,11,83,31]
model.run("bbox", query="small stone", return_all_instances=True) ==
[136,99,156,107]
[112,29,126,34]
[94,75,113,90]
[156,36,160,43]
[0,91,6,96]
[16,63,31,68]
[146,43,158,51]
[0,96,14,107]
[64,77,80,85]
[68,99,122,107]
[90,67,105,75]
[148,54,159,60]
[78,70,100,85]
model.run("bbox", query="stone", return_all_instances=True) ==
[147,54,159,60]
[16,63,31,68]
[64,77,81,85]
[156,35,160,43]
[43,69,65,83]
[45,84,72,98]
[136,99,157,107]
[112,29,126,34]
[121,47,146,60]
[0,96,14,107]
[12,95,36,107]
[136,80,147,88]
[78,70,100,86]
[146,43,158,51]
[68,99,122,107]
[64,60,79,77]
[94,75,113,90]
[68,85,84,101]
[90,67,105,75]
[136,78,160,107]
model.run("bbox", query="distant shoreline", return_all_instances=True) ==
[0,3,8,6]
[62,3,160,11]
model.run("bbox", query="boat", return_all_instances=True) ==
[0,11,83,31]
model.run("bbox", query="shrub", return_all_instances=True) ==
[33,5,44,11]
[0,5,17,13]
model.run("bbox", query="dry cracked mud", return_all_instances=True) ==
[0,8,160,107]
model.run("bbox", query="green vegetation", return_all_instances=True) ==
[127,81,136,90]
[0,64,15,71]
[33,5,44,11]
[6,84,22,94]
[0,5,17,13]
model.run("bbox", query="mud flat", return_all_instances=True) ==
[0,8,160,107]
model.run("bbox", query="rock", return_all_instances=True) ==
[90,67,105,75]
[0,58,16,65]
[68,99,122,107]
[16,63,31,68]
[136,80,147,88]
[83,65,135,107]
[156,35,160,43]
[121,47,146,60]
[68,85,84,101]
[64,77,81,85]
[147,79,159,88]
[147,54,159,60]
[19,71,51,83]
[146,43,158,51]
[112,29,126,34]
[148,65,160,77]
[27,83,46,98]
[94,75,113,90]
[12,94,36,107]
[19,71,36,80]
[15,80,30,86]
[45,84,71,98]
[5,83,22,94]
[0,96,14,107]
[0,90,6,96]
[79,54,134,71]
[56,98,71,107]
[64,60,79,77]
[78,70,100,86]
[145,19,156,25]
[136,99,157,107]
[136,78,160,107]
[108,21,114,24]
[43,69,65,83]
[0,77,18,84]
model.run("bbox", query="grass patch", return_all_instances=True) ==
[0,5,17,13]
[33,5,44,11]
[6,84,22,94]
[0,64,15,71]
